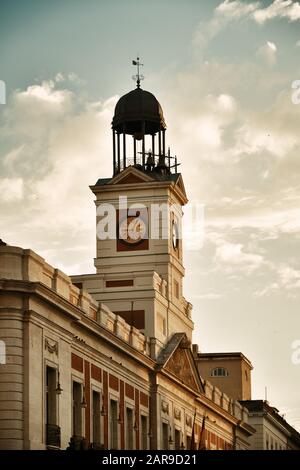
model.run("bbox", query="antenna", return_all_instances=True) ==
[265,386,268,402]
[132,56,144,88]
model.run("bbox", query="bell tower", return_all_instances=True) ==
[72,60,194,357]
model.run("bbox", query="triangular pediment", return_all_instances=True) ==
[174,174,188,201]
[110,166,154,185]
[157,333,204,393]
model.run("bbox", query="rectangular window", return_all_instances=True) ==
[141,415,148,450]
[114,310,145,329]
[186,435,192,450]
[175,429,181,450]
[92,391,101,447]
[110,399,118,450]
[162,422,169,450]
[73,381,82,437]
[45,366,60,448]
[126,407,134,450]
[46,366,57,426]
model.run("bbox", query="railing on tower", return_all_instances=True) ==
[115,147,180,175]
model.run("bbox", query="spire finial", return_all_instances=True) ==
[132,56,144,88]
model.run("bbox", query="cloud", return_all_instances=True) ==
[216,0,259,18]
[19,80,69,104]
[194,1,300,47]
[0,177,24,202]
[253,0,300,24]
[0,77,117,272]
[256,41,278,65]
[277,264,300,289]
[194,0,259,47]
[253,264,300,297]
[215,240,265,273]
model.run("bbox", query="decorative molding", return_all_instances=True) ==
[174,408,181,420]
[45,338,58,355]
[161,401,169,414]
[186,415,192,427]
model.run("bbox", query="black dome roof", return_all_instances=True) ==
[112,87,166,135]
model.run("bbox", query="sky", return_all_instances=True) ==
[1,0,300,430]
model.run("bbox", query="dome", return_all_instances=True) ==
[112,87,166,136]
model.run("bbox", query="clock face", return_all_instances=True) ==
[172,220,179,249]
[119,215,147,245]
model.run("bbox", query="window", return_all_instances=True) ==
[45,367,60,448]
[162,422,169,450]
[92,391,101,447]
[175,429,181,450]
[211,367,229,377]
[141,415,148,450]
[126,407,134,450]
[46,366,57,427]
[110,399,118,450]
[72,381,82,437]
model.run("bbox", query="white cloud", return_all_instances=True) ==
[215,240,264,273]
[194,1,300,47]
[253,0,300,24]
[0,178,24,202]
[216,0,259,18]
[0,77,117,273]
[194,0,259,47]
[19,80,70,104]
[256,41,278,65]
[277,264,300,289]
[253,264,300,297]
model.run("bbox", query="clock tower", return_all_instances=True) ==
[72,63,193,357]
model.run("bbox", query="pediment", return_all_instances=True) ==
[110,166,154,185]
[157,333,204,393]
[174,174,188,201]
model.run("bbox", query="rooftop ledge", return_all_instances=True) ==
[0,245,149,355]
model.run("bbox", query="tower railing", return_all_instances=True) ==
[117,151,179,174]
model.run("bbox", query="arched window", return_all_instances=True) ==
[211,367,229,377]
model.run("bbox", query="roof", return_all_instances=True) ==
[155,333,205,394]
[196,352,253,369]
[240,400,300,445]
[112,87,166,134]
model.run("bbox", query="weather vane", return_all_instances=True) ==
[132,56,144,88]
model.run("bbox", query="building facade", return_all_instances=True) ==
[193,350,253,401]
[0,80,257,450]
[0,246,254,450]
[192,348,300,449]
[240,401,300,450]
